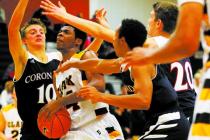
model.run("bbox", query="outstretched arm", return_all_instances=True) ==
[8,0,29,80]
[77,65,153,110]
[123,2,203,66]
[56,58,122,75]
[40,0,115,43]
[84,8,110,53]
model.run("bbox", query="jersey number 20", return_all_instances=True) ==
[171,62,194,91]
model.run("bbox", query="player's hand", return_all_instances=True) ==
[122,47,152,69]
[77,86,103,104]
[40,0,67,21]
[39,99,64,119]
[95,8,110,28]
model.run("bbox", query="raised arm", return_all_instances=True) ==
[40,0,115,43]
[84,8,110,53]
[8,0,29,80]
[84,38,103,53]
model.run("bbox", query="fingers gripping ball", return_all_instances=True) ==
[37,108,71,138]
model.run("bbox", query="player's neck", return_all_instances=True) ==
[27,44,48,61]
[29,50,48,62]
[62,47,80,61]
[158,31,170,38]
[150,31,170,39]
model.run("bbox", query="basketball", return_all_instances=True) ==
[37,107,71,139]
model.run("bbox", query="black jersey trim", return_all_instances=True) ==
[95,107,108,116]
[203,79,210,88]
[195,113,210,124]
[105,126,115,134]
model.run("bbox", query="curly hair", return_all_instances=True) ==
[119,19,147,49]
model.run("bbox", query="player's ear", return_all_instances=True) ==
[120,37,126,45]
[75,38,83,47]
[22,38,27,46]
[156,19,163,31]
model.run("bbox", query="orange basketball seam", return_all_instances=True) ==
[55,113,65,135]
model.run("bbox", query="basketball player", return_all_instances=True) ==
[43,0,195,125]
[39,2,191,138]
[123,0,210,139]
[122,0,203,66]
[122,0,210,139]
[8,0,61,139]
[146,1,196,123]
[39,9,124,140]
[0,84,22,140]
[56,18,190,140]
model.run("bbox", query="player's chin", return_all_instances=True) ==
[34,42,45,47]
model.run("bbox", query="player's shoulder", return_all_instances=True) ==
[144,38,158,49]
[47,51,63,62]
[1,104,15,112]
[178,0,204,6]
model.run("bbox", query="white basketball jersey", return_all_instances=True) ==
[1,104,22,140]
[152,36,169,48]
[56,51,108,129]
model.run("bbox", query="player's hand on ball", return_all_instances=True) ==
[39,98,63,119]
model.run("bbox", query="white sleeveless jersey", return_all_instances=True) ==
[152,36,168,48]
[1,104,22,140]
[56,51,108,129]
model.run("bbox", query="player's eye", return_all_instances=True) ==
[63,30,69,34]
[40,31,44,34]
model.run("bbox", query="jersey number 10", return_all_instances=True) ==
[37,84,56,103]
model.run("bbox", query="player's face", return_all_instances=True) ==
[56,26,76,51]
[147,10,159,37]
[23,25,46,48]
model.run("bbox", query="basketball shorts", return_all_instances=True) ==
[139,112,190,140]
[61,113,124,140]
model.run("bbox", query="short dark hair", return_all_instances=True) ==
[63,24,87,50]
[119,19,147,49]
[153,1,178,34]
[20,18,46,38]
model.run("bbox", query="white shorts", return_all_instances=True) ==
[61,113,124,140]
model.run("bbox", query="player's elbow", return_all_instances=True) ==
[134,95,151,110]
[141,99,151,110]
